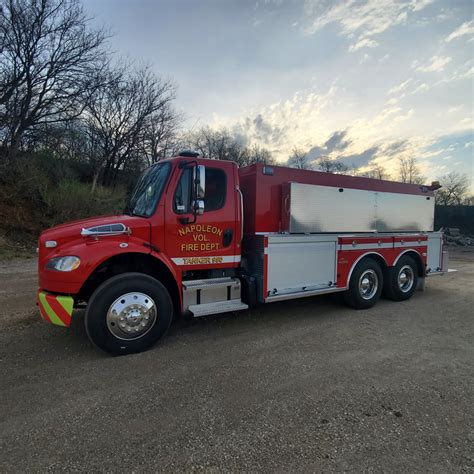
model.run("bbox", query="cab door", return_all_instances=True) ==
[163,160,240,271]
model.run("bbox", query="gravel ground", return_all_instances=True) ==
[0,249,473,472]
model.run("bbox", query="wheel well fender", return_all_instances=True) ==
[346,252,388,286]
[78,252,181,314]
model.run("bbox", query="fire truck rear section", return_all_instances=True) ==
[37,155,450,354]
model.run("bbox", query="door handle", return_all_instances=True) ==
[223,229,233,247]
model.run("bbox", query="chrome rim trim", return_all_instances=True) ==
[358,269,378,300]
[106,292,157,340]
[398,265,414,293]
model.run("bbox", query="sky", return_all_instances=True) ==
[82,0,474,187]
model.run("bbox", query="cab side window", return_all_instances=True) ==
[174,168,192,214]
[173,166,227,214]
[205,168,226,212]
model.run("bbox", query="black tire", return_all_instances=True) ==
[85,272,173,355]
[383,255,418,301]
[343,257,383,309]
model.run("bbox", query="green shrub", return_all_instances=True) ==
[42,181,126,225]
[0,151,128,252]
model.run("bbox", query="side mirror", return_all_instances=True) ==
[194,199,205,216]
[193,165,205,199]
[180,164,206,225]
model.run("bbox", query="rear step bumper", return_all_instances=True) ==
[426,268,457,276]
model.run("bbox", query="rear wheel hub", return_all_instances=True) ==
[398,265,414,293]
[358,269,378,300]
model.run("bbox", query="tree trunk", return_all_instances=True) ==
[91,169,100,194]
[7,132,22,161]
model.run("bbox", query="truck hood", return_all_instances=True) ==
[39,214,151,249]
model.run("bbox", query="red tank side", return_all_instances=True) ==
[238,163,434,234]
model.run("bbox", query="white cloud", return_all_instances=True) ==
[213,83,422,167]
[457,117,473,129]
[433,61,474,84]
[359,52,371,64]
[213,85,341,159]
[448,105,463,113]
[304,0,433,52]
[212,78,471,185]
[411,82,429,94]
[388,79,412,95]
[445,20,474,42]
[414,55,452,72]
[450,65,474,81]
[411,0,433,12]
[349,37,378,52]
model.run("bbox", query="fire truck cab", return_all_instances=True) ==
[37,152,449,354]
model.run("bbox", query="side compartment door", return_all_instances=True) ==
[164,161,240,270]
[266,235,338,297]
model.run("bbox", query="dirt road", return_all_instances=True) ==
[0,250,473,472]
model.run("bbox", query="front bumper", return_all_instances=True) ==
[37,290,74,327]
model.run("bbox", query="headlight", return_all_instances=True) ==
[46,256,81,272]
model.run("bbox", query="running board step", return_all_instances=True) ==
[182,277,240,291]
[188,300,249,317]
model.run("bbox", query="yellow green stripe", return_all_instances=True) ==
[39,292,66,327]
[57,295,74,315]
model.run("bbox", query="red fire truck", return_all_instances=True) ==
[37,151,449,354]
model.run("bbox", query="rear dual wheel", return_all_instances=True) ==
[383,255,418,301]
[343,255,419,309]
[343,258,383,309]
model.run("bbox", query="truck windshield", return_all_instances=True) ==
[126,162,171,217]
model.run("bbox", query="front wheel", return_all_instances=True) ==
[85,272,173,355]
[343,258,383,309]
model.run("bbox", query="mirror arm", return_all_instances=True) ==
[179,201,203,226]
[180,215,196,225]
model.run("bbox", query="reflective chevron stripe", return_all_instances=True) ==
[38,291,74,327]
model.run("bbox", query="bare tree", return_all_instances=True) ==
[186,127,235,161]
[180,127,274,167]
[226,139,251,167]
[463,195,474,206]
[141,105,181,165]
[0,0,107,160]
[315,157,351,174]
[84,65,177,191]
[398,156,425,184]
[288,147,311,169]
[363,164,389,180]
[247,144,273,166]
[435,172,471,205]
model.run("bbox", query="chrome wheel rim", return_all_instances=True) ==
[106,292,157,340]
[358,269,378,300]
[398,265,414,293]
